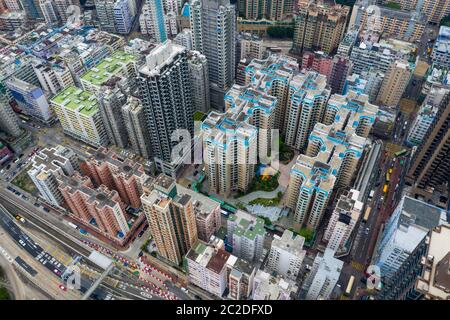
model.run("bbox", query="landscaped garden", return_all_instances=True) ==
[11,165,37,195]
[249,191,283,207]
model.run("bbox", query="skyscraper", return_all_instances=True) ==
[324,189,362,254]
[373,196,447,300]
[376,60,412,106]
[406,92,450,198]
[141,174,198,265]
[188,50,210,113]
[190,0,236,110]
[0,89,23,137]
[139,0,168,42]
[137,41,194,176]
[292,1,350,54]
[121,97,153,159]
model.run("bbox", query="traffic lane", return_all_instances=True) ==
[0,190,91,257]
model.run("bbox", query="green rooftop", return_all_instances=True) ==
[80,50,136,86]
[194,242,207,255]
[51,85,98,116]
[239,218,250,229]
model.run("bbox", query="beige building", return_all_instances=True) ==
[141,174,198,265]
[292,1,350,54]
[284,71,330,152]
[415,225,450,300]
[239,33,265,61]
[377,60,413,106]
[286,90,377,231]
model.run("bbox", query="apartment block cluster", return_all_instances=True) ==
[28,145,149,244]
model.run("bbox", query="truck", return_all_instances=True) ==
[368,190,375,200]
[67,222,78,229]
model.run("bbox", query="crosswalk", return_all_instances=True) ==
[351,261,365,272]
[42,243,73,265]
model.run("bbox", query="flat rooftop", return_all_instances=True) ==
[81,50,136,86]
[51,85,98,116]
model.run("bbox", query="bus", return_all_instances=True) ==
[363,206,371,223]
[383,184,389,193]
[345,276,355,296]
[394,149,408,157]
[67,222,78,229]
[18,114,30,122]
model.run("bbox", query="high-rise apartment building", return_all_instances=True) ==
[431,26,450,68]
[98,85,129,149]
[51,86,109,147]
[266,230,306,280]
[407,86,449,147]
[415,225,450,300]
[201,84,274,196]
[292,1,350,54]
[381,0,450,24]
[328,55,353,95]
[80,50,137,95]
[0,89,23,138]
[286,90,377,231]
[28,145,79,206]
[81,147,148,209]
[174,28,193,50]
[141,174,198,265]
[284,71,330,152]
[176,184,221,243]
[245,54,299,131]
[188,50,210,113]
[376,60,412,106]
[324,189,362,254]
[238,0,294,21]
[373,196,448,300]
[139,0,169,43]
[190,0,236,110]
[95,0,135,34]
[6,77,53,124]
[227,256,256,300]
[349,0,425,41]
[121,97,153,159]
[33,60,75,96]
[227,210,266,262]
[21,0,45,20]
[40,0,59,24]
[137,41,194,177]
[239,33,264,61]
[58,173,130,240]
[304,248,343,300]
[406,92,450,198]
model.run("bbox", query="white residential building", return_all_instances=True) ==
[324,189,363,254]
[266,230,306,280]
[305,248,343,300]
[28,146,79,206]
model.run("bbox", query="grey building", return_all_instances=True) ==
[121,97,152,159]
[190,0,236,110]
[188,50,210,114]
[98,83,129,149]
[0,90,23,138]
[137,41,194,176]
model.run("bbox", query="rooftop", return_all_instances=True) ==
[81,50,136,86]
[51,85,98,116]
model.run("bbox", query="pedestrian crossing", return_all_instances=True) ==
[351,261,365,272]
